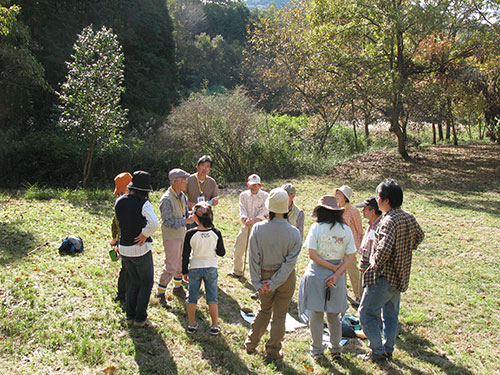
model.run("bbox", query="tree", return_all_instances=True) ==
[247,0,499,159]
[58,25,127,186]
[19,0,178,134]
[245,1,353,155]
[0,2,19,36]
[0,2,47,131]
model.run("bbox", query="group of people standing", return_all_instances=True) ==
[110,154,424,363]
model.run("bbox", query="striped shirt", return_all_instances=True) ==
[363,208,424,292]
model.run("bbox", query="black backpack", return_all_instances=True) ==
[59,235,84,255]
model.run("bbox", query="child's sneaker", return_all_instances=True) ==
[209,325,221,336]
[187,322,198,334]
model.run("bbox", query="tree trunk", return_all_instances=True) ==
[82,138,97,186]
[351,100,358,152]
[446,97,458,146]
[390,105,409,160]
[432,121,436,144]
[438,121,443,141]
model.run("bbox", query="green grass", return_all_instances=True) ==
[1,143,499,374]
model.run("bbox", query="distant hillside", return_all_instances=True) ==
[244,0,290,9]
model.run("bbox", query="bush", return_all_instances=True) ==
[163,87,265,182]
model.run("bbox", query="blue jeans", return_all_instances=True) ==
[187,267,218,304]
[359,277,400,355]
[122,251,154,323]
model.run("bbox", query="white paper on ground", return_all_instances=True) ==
[322,328,348,347]
[240,310,307,332]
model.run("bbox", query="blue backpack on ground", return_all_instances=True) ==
[59,235,84,255]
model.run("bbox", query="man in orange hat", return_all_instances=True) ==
[110,172,133,302]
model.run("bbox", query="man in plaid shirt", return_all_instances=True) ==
[358,179,424,362]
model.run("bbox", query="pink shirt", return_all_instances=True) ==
[342,204,363,251]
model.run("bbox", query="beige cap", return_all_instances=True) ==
[336,185,353,201]
[265,188,289,214]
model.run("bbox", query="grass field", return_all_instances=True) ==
[1,143,499,375]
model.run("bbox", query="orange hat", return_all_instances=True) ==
[114,172,132,195]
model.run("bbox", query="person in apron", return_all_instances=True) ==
[298,195,356,360]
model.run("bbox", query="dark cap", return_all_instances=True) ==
[128,171,153,192]
[355,196,378,209]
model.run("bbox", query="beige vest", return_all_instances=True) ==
[288,203,302,228]
[161,187,187,241]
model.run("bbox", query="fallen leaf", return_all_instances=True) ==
[487,321,492,325]
[304,365,314,371]
[48,270,55,273]
[102,366,115,373]
[15,277,21,281]
[481,296,485,299]
[33,268,39,271]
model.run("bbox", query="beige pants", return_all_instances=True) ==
[232,226,250,276]
[158,237,183,288]
[344,253,361,300]
[245,270,296,357]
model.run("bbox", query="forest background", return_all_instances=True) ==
[1,0,500,188]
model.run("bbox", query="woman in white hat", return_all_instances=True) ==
[298,196,356,360]
[335,185,363,305]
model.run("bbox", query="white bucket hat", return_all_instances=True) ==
[336,185,353,201]
[265,188,289,214]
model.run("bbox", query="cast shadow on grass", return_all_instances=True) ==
[167,294,258,375]
[189,330,259,375]
[390,325,474,375]
[431,196,500,218]
[0,221,39,265]
[127,325,178,375]
[218,286,248,325]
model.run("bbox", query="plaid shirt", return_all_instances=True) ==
[363,208,424,292]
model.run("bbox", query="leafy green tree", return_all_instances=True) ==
[245,1,356,155]
[58,25,127,186]
[19,0,178,134]
[0,1,47,131]
[0,2,19,36]
[247,0,499,158]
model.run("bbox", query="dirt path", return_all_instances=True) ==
[332,143,500,193]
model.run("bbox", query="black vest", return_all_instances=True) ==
[115,194,153,246]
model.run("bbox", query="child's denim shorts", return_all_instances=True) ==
[187,267,218,304]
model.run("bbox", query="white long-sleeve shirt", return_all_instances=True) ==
[239,189,269,221]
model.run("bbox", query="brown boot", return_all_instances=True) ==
[157,294,171,309]
[173,286,186,299]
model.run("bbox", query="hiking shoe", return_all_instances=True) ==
[227,272,244,280]
[173,286,186,299]
[134,319,156,328]
[357,351,387,362]
[250,291,259,300]
[385,352,393,361]
[126,318,134,325]
[187,322,199,334]
[157,294,171,310]
[244,343,256,354]
[310,351,324,359]
[209,325,221,336]
[266,351,283,360]
[330,351,342,361]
